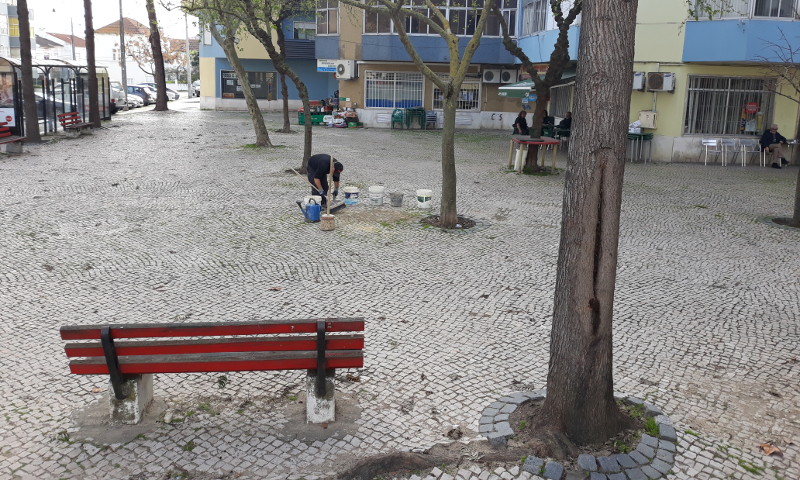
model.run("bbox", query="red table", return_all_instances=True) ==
[507,136,561,172]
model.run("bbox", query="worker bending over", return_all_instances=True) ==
[307,154,344,204]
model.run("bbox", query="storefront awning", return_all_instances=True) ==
[497,70,576,98]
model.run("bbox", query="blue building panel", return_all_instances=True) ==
[515,27,581,64]
[684,20,800,62]
[212,58,334,100]
[360,35,515,64]
[315,36,340,60]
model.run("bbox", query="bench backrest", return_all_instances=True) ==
[57,112,83,127]
[60,318,365,375]
[0,121,10,138]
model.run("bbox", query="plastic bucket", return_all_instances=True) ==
[368,185,385,206]
[342,186,360,205]
[416,189,432,209]
[389,192,404,207]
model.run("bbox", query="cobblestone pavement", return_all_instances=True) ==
[0,99,798,480]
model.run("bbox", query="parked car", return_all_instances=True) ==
[126,85,153,105]
[140,83,180,100]
[192,80,200,97]
[109,82,127,113]
[126,94,144,108]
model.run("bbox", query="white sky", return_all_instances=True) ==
[30,0,199,40]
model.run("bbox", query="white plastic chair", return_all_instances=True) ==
[719,138,737,166]
[699,138,723,165]
[738,138,763,167]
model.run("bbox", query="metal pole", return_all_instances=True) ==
[185,12,191,97]
[119,0,128,110]
[70,18,76,61]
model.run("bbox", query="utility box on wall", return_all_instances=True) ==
[639,110,657,129]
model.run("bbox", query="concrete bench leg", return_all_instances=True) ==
[109,374,153,424]
[65,129,80,138]
[3,142,23,153]
[306,370,335,423]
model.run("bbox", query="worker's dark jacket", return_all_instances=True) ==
[307,154,340,193]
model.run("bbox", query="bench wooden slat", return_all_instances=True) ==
[57,112,92,130]
[68,350,364,375]
[60,318,365,340]
[64,334,365,358]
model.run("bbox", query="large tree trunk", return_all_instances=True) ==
[84,0,100,127]
[146,0,169,111]
[541,0,639,445]
[279,72,291,133]
[210,26,271,147]
[439,96,458,228]
[16,0,40,142]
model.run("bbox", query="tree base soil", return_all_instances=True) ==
[420,215,476,229]
[508,398,644,471]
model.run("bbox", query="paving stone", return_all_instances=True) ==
[640,466,661,479]
[542,462,564,480]
[577,453,597,471]
[628,451,650,465]
[657,440,675,452]
[597,456,621,473]
[590,473,607,480]
[612,453,637,469]
[639,434,659,448]
[657,425,677,442]
[522,456,544,475]
[649,458,671,475]
[635,444,656,459]
[655,449,674,464]
[486,432,508,448]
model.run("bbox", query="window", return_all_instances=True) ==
[753,0,794,17]
[294,21,316,40]
[317,0,338,35]
[0,15,7,35]
[203,24,212,45]
[684,76,776,135]
[432,75,480,110]
[522,0,547,36]
[9,17,19,37]
[364,71,424,108]
[549,82,574,117]
[362,0,515,36]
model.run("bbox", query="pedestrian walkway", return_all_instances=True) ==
[0,105,797,479]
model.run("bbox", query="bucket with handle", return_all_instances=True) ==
[342,186,360,205]
[368,185,385,205]
[416,189,432,209]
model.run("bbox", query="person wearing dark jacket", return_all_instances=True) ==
[760,124,789,168]
[542,110,555,127]
[513,110,529,135]
[307,154,344,203]
[558,111,572,130]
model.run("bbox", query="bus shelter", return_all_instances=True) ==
[0,57,111,136]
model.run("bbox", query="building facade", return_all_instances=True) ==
[197,0,800,162]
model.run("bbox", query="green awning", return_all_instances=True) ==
[497,70,576,98]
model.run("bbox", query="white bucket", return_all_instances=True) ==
[416,189,433,209]
[368,185,385,205]
[342,186,360,205]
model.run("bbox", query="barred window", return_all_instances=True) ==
[521,0,547,36]
[684,76,776,135]
[9,17,18,37]
[432,75,480,111]
[549,82,574,118]
[754,0,794,17]
[364,71,424,108]
[362,0,515,37]
[317,0,338,35]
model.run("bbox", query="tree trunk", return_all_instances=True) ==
[524,91,551,173]
[146,0,169,111]
[279,72,291,133]
[210,26,271,147]
[84,0,100,127]
[541,0,638,445]
[439,96,458,228]
[16,0,40,142]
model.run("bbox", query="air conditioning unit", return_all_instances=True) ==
[335,60,356,80]
[632,72,645,91]
[500,69,518,84]
[647,72,675,92]
[482,69,502,84]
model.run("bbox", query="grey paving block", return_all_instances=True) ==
[577,453,597,471]
[543,461,564,480]
[655,449,674,464]
[486,432,507,448]
[635,444,655,459]
[628,451,649,465]
[643,403,663,417]
[640,466,661,479]
[607,473,626,480]
[623,468,647,480]
[657,440,676,452]
[590,473,607,480]
[639,434,658,448]
[657,424,677,442]
[649,458,671,474]
[612,453,637,469]
[494,422,513,437]
[522,456,544,475]
[597,456,621,473]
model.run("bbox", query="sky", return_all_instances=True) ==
[30,0,199,40]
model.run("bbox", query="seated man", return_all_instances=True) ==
[759,124,789,168]
[558,111,572,130]
[513,110,529,135]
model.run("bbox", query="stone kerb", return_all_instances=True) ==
[479,390,677,480]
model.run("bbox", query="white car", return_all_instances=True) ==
[126,94,144,108]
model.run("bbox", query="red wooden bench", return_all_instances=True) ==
[0,121,25,153]
[57,111,93,137]
[60,317,365,424]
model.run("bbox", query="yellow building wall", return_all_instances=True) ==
[199,57,216,96]
[633,2,686,63]
[234,29,271,59]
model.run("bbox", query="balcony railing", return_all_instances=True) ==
[694,0,799,19]
[283,39,315,59]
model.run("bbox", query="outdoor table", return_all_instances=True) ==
[627,132,653,163]
[507,136,560,172]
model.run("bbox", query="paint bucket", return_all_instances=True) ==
[320,214,335,231]
[304,200,321,222]
[342,186,360,205]
[368,185,385,206]
[389,192,404,207]
[416,189,432,209]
